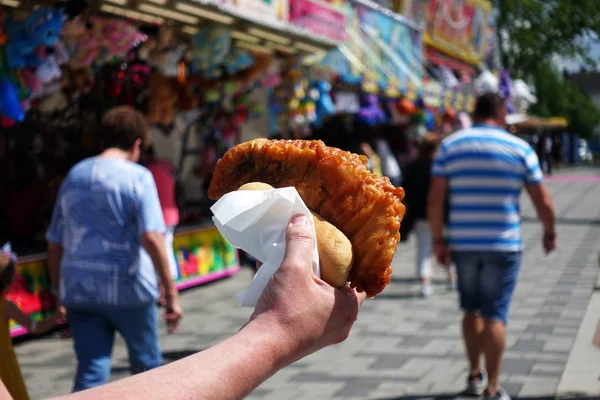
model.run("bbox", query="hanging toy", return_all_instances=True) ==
[147,72,177,126]
[70,17,146,67]
[498,70,515,114]
[224,48,254,75]
[424,109,436,132]
[4,7,65,69]
[238,52,272,86]
[311,80,336,128]
[262,58,281,88]
[396,98,417,116]
[357,94,386,126]
[0,78,24,121]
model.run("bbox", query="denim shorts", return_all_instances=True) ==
[452,251,521,325]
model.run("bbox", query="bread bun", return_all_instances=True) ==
[237,182,353,287]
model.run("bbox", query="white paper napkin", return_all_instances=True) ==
[211,187,320,307]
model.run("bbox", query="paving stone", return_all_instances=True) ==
[502,358,536,374]
[525,324,555,334]
[511,339,546,352]
[334,378,382,398]
[369,354,409,370]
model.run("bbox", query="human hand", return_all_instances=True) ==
[543,231,556,254]
[249,214,366,365]
[433,242,451,268]
[164,293,183,333]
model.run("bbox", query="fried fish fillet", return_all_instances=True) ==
[208,139,405,297]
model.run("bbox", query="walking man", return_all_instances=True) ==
[46,106,183,391]
[427,93,556,399]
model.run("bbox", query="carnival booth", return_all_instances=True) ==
[0,0,339,336]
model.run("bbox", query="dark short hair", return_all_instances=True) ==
[0,255,15,295]
[418,134,439,158]
[100,106,151,151]
[473,92,506,121]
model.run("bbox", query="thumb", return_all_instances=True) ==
[281,214,315,273]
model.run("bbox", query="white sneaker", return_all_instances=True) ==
[465,371,488,396]
[483,388,511,400]
[420,285,433,297]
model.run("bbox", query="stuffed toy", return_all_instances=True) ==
[147,72,177,126]
[224,49,254,76]
[396,98,417,116]
[139,26,187,78]
[262,58,281,88]
[311,80,336,128]
[69,17,145,67]
[0,78,24,121]
[357,94,386,126]
[238,52,272,86]
[4,7,65,69]
[498,70,514,113]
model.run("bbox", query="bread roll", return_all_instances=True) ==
[238,182,353,287]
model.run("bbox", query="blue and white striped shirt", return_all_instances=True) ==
[432,125,543,251]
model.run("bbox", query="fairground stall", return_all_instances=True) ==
[0,0,338,336]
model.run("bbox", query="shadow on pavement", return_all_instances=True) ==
[373,393,598,400]
[521,216,600,226]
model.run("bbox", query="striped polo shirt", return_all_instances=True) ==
[432,125,543,251]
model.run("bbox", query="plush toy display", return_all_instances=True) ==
[0,78,24,121]
[69,17,146,67]
[4,7,65,69]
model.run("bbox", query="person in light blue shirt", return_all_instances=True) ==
[46,106,183,392]
[428,93,556,400]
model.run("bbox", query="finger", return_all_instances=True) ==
[281,214,314,272]
[356,291,367,305]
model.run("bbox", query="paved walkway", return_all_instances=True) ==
[14,169,600,399]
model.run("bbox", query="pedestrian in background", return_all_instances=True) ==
[143,145,181,285]
[428,93,556,400]
[402,134,455,297]
[46,106,183,392]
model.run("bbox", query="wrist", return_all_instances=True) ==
[163,284,178,298]
[241,319,296,369]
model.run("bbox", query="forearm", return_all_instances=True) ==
[54,320,290,400]
[147,245,176,296]
[47,242,63,292]
[538,203,556,233]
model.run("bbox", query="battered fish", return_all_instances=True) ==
[208,139,405,297]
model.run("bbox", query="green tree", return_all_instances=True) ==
[529,63,600,138]
[497,0,600,78]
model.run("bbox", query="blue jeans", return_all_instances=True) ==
[452,251,521,325]
[67,305,162,392]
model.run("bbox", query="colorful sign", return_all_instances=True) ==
[8,225,239,337]
[173,225,238,280]
[399,0,491,66]
[289,0,347,42]
[6,255,56,334]
[422,79,475,112]
[222,0,289,24]
[322,2,423,96]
